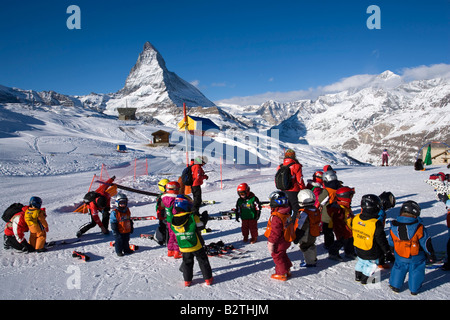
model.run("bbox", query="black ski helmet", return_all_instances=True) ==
[95,195,108,209]
[360,194,382,216]
[400,200,421,217]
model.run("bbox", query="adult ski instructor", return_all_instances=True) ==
[275,149,306,218]
[191,156,209,216]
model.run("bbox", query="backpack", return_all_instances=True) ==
[429,172,445,181]
[83,191,101,204]
[2,203,24,222]
[275,163,294,190]
[181,165,194,186]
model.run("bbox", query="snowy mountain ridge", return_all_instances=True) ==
[0,42,449,165]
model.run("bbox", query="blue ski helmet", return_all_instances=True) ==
[174,194,193,212]
[269,191,289,208]
[29,196,42,209]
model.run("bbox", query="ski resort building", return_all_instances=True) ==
[177,115,220,136]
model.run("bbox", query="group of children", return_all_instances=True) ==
[262,163,445,296]
[3,151,448,294]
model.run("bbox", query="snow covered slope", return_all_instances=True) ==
[0,99,449,301]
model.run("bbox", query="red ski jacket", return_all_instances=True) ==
[4,209,29,243]
[191,164,208,187]
[277,158,305,192]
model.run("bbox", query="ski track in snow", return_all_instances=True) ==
[0,104,448,301]
[1,165,449,301]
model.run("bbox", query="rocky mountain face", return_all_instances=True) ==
[105,41,216,120]
[1,42,448,166]
[232,74,450,166]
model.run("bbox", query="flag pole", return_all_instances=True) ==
[183,102,189,166]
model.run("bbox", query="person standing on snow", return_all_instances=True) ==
[388,201,436,295]
[328,187,356,261]
[265,191,295,281]
[170,194,213,287]
[191,156,208,216]
[382,149,390,166]
[110,193,134,257]
[276,149,305,218]
[352,194,394,285]
[235,183,262,244]
[295,189,321,267]
[161,181,182,259]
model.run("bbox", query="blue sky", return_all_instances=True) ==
[0,0,449,105]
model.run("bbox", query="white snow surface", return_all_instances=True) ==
[0,103,449,301]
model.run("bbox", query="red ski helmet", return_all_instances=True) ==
[237,183,250,197]
[313,171,323,184]
[336,187,355,207]
[166,181,180,194]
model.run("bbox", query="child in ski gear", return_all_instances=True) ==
[77,194,109,237]
[265,191,295,280]
[161,181,182,258]
[352,194,393,285]
[235,183,262,243]
[4,206,34,252]
[24,196,49,252]
[381,149,390,166]
[328,187,356,261]
[306,171,328,209]
[171,194,213,287]
[322,170,341,250]
[110,193,134,256]
[77,176,115,237]
[295,189,321,267]
[275,149,305,217]
[191,156,208,216]
[388,200,436,294]
[154,179,169,245]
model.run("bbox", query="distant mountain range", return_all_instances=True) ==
[1,42,448,165]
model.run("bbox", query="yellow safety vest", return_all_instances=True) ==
[352,214,377,251]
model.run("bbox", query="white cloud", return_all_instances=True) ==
[215,63,450,106]
[400,63,450,81]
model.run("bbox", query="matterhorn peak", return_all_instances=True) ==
[108,41,215,114]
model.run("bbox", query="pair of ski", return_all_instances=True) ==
[205,241,247,259]
[131,215,156,221]
[208,210,235,221]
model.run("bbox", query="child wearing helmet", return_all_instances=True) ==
[235,183,262,244]
[265,191,295,281]
[110,193,134,256]
[388,200,436,294]
[170,194,213,287]
[295,189,321,267]
[328,187,356,261]
[352,194,393,285]
[24,196,49,252]
[154,179,169,245]
[161,181,182,258]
